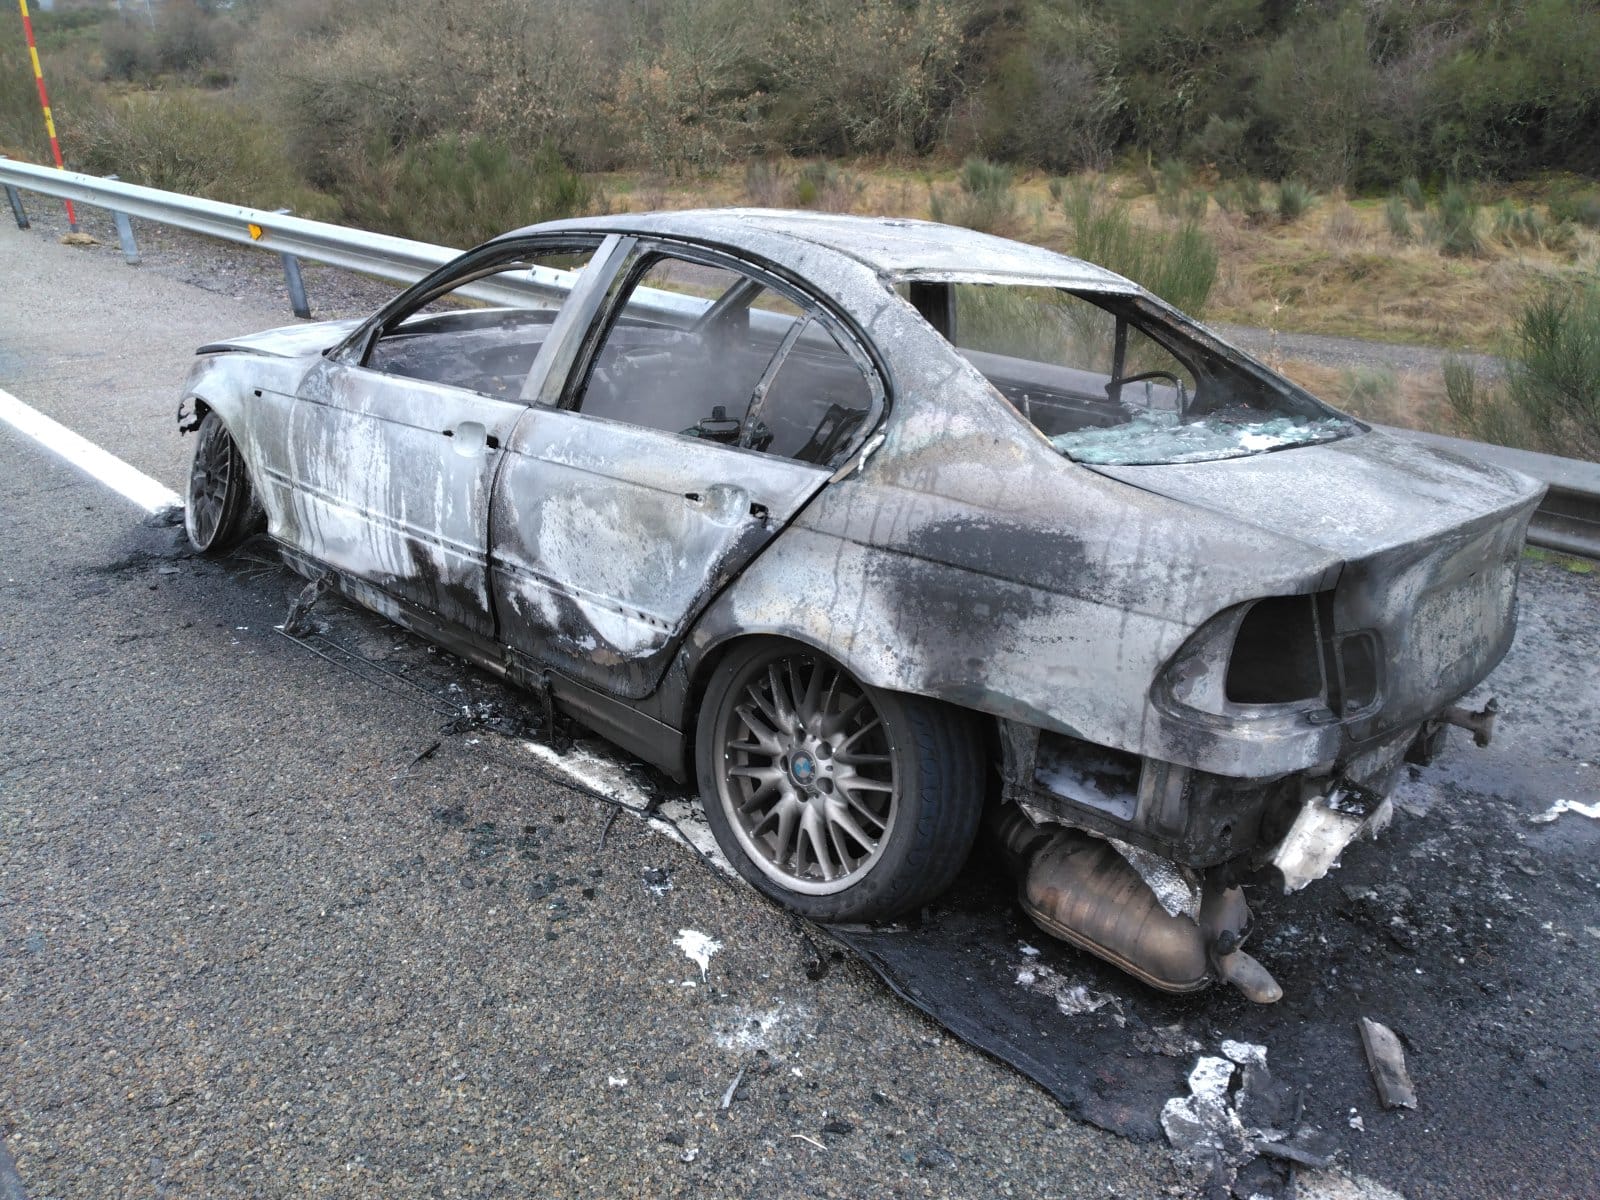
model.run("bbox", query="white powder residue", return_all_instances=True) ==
[712,1001,813,1053]
[675,928,721,980]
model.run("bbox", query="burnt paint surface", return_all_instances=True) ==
[178,209,1546,837]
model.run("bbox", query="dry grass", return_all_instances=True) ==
[1274,359,1462,435]
[592,163,1598,357]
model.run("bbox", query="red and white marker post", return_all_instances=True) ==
[16,0,77,230]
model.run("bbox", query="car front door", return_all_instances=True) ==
[283,239,610,639]
[491,245,884,699]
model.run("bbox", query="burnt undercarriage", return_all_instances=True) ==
[990,703,1501,1001]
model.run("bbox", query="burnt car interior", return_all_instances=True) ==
[906,279,1350,463]
[574,252,876,467]
[363,249,596,398]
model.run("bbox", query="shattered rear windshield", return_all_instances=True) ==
[942,284,1355,465]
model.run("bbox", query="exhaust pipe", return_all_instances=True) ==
[994,809,1282,1003]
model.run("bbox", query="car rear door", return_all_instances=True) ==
[491,245,884,699]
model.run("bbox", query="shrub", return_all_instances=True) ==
[1275,180,1316,223]
[1444,285,1600,460]
[1401,176,1426,212]
[1339,364,1398,413]
[1213,177,1267,223]
[101,20,158,82]
[930,158,1017,234]
[1427,183,1482,256]
[744,158,789,207]
[1548,188,1600,230]
[1492,199,1547,248]
[793,161,864,211]
[1384,195,1414,242]
[64,90,332,216]
[1324,203,1364,246]
[1057,178,1217,314]
[1504,283,1600,460]
[345,136,589,247]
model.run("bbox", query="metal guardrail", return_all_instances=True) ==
[4,157,1598,559]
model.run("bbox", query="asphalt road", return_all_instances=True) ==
[3,215,1597,1200]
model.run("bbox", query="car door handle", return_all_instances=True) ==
[442,422,499,455]
[684,484,765,525]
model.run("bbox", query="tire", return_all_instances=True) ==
[185,410,263,555]
[696,640,984,922]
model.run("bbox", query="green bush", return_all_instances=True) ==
[1445,285,1600,460]
[1492,200,1548,248]
[1505,283,1600,459]
[930,157,1018,234]
[64,90,333,216]
[1548,188,1600,229]
[1275,180,1316,223]
[1212,177,1267,223]
[1057,179,1217,314]
[1401,176,1426,212]
[1384,195,1414,242]
[1427,183,1482,256]
[346,136,589,247]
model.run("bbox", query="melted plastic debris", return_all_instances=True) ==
[1109,837,1203,922]
[1527,797,1600,824]
[1051,412,1353,466]
[1014,959,1123,1020]
[675,929,722,980]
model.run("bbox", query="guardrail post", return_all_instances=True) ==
[103,175,140,264]
[5,184,27,229]
[273,208,311,318]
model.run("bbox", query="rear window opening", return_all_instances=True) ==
[907,281,1356,466]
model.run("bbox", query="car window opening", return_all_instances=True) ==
[920,282,1355,465]
[364,248,595,399]
[576,253,875,466]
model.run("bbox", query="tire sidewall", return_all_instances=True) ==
[695,639,955,923]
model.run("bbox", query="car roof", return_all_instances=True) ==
[501,208,1138,292]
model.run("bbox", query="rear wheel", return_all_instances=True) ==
[696,641,983,922]
[185,410,262,555]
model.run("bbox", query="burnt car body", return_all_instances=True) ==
[178,210,1544,1000]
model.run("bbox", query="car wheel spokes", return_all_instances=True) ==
[188,425,232,546]
[721,653,897,894]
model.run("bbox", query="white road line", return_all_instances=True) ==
[0,385,181,514]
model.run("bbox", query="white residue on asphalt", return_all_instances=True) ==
[1527,797,1600,823]
[523,739,654,808]
[675,928,722,981]
[521,740,735,875]
[1014,959,1121,1019]
[712,1001,813,1053]
[1295,1169,1407,1200]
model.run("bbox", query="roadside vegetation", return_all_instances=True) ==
[3,0,1599,456]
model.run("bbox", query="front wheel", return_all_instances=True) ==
[185,410,263,555]
[696,641,984,922]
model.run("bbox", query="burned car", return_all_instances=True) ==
[178,211,1544,1001]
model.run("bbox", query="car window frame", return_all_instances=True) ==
[555,238,887,467]
[326,234,621,400]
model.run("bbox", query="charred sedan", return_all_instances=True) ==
[178,211,1544,1000]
